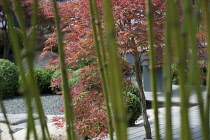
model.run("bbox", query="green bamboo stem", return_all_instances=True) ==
[163,0,173,139]
[88,0,114,139]
[1,1,39,140]
[91,0,109,103]
[30,0,38,48]
[0,98,15,140]
[91,0,110,105]
[91,1,111,114]
[181,0,207,139]
[168,0,192,139]
[201,0,210,139]
[51,0,76,140]
[92,0,107,64]
[177,39,192,140]
[92,0,111,104]
[102,0,128,139]
[177,29,192,140]
[30,0,51,138]
[91,2,112,133]
[146,0,160,139]
[12,1,50,139]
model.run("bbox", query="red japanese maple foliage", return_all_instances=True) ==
[0,0,207,138]
[40,0,94,68]
[39,1,206,138]
[0,0,56,49]
[39,0,166,138]
[41,0,166,65]
[114,0,165,53]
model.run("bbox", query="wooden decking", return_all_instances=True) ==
[105,106,203,140]
[144,85,207,105]
[104,83,207,140]
[127,106,202,140]
[103,74,207,140]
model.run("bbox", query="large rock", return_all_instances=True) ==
[0,115,69,140]
[13,123,66,140]
[22,51,58,69]
[0,114,39,125]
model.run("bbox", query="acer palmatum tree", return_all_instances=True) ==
[1,0,209,139]
[40,0,166,138]
[113,0,165,138]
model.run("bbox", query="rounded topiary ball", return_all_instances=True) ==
[124,83,140,97]
[33,68,52,94]
[124,91,141,126]
[19,68,52,94]
[0,59,19,98]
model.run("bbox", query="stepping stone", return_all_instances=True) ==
[22,51,58,69]
[11,119,41,133]
[0,114,39,125]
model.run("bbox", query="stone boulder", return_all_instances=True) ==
[22,51,58,69]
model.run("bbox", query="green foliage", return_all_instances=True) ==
[0,59,19,98]
[19,68,53,94]
[50,69,81,94]
[68,70,81,87]
[45,68,54,76]
[171,63,179,85]
[13,27,24,49]
[124,83,140,97]
[199,61,207,85]
[33,68,52,94]
[124,87,141,126]
[69,58,95,71]
[172,62,208,85]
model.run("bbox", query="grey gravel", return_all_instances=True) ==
[0,94,63,115]
[0,51,62,115]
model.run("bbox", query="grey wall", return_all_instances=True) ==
[125,53,163,92]
[142,66,163,92]
[125,53,148,65]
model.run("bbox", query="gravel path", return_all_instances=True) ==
[0,94,63,115]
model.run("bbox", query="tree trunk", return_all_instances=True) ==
[3,28,10,59]
[3,43,10,59]
[133,52,152,139]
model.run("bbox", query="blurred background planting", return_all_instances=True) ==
[0,0,210,140]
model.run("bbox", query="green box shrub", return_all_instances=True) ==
[19,68,53,94]
[124,91,142,126]
[172,62,208,85]
[122,83,142,125]
[171,63,179,85]
[0,59,19,98]
[199,60,207,85]
[124,83,140,97]
[33,68,52,94]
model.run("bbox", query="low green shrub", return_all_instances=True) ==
[69,58,95,71]
[50,69,81,94]
[124,83,140,97]
[171,62,208,85]
[124,91,141,126]
[33,68,52,94]
[199,61,207,85]
[171,63,179,85]
[45,68,54,76]
[19,68,52,94]
[0,59,19,98]
[122,82,142,125]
